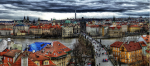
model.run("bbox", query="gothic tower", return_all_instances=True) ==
[27,16,29,23]
[80,17,86,33]
[23,16,26,23]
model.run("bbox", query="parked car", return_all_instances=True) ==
[103,59,108,62]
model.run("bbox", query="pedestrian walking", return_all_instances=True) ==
[99,63,100,65]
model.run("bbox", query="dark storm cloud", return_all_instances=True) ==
[0,10,10,13]
[0,14,38,21]
[123,12,150,16]
[0,0,149,13]
[0,0,149,20]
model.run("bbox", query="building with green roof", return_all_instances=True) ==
[65,20,71,23]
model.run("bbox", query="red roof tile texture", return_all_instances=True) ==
[36,41,71,58]
[0,28,13,30]
[110,41,123,48]
[130,25,140,27]
[139,41,147,47]
[3,50,21,57]
[141,35,150,43]
[28,53,49,61]
[123,41,142,52]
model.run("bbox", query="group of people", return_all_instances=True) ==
[94,41,108,66]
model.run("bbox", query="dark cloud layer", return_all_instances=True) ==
[0,0,149,13]
[0,0,149,20]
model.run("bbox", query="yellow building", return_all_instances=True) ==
[110,41,124,60]
[128,25,141,32]
[111,41,144,66]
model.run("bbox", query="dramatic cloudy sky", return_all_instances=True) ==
[0,0,149,21]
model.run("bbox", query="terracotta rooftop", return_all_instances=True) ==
[89,25,99,28]
[130,25,140,27]
[139,41,147,47]
[36,41,71,58]
[110,41,123,48]
[109,26,121,30]
[146,50,150,53]
[0,48,10,56]
[3,50,21,57]
[123,41,142,52]
[28,53,49,61]
[0,28,13,30]
[141,35,150,43]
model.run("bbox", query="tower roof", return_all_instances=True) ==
[65,20,71,23]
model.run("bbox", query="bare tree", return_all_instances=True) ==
[72,36,95,66]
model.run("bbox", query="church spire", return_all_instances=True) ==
[24,16,26,20]
[27,16,29,20]
[128,16,131,20]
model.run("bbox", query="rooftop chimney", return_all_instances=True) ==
[21,56,28,66]
[51,42,53,47]
[32,50,35,53]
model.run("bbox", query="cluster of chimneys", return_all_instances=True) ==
[119,36,139,44]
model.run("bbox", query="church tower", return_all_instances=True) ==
[80,17,86,33]
[27,16,29,23]
[112,16,116,27]
[23,16,26,23]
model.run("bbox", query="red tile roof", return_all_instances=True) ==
[141,35,150,43]
[123,41,142,52]
[12,57,38,66]
[146,50,150,53]
[36,41,71,58]
[52,25,61,29]
[20,30,27,33]
[29,26,42,29]
[28,53,49,61]
[89,25,99,28]
[109,26,121,30]
[139,41,147,47]
[3,50,21,57]
[130,25,140,27]
[110,41,123,48]
[0,52,7,56]
[2,49,10,52]
[0,28,13,30]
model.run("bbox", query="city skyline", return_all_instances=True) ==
[0,0,149,21]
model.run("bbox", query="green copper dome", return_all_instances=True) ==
[73,21,77,24]
[65,20,71,23]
